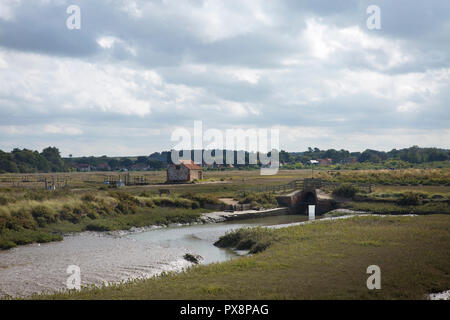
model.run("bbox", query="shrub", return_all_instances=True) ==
[215,227,278,254]
[108,191,139,214]
[238,192,277,208]
[332,184,359,198]
[87,211,99,220]
[0,239,17,250]
[0,195,15,205]
[86,221,112,231]
[191,201,200,209]
[397,192,422,206]
[35,232,63,243]
[81,194,96,202]
[115,201,138,215]
[180,192,221,207]
[59,205,80,223]
[144,199,155,207]
[31,206,56,227]
[108,191,139,204]
[9,210,36,230]
[152,197,195,209]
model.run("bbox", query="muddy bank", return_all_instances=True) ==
[0,214,309,298]
[200,207,289,223]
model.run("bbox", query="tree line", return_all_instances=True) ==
[0,147,66,173]
[0,146,448,173]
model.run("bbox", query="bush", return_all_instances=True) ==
[31,205,56,227]
[397,192,422,206]
[152,197,195,209]
[238,192,277,208]
[144,199,155,207]
[109,191,139,214]
[332,184,359,198]
[215,227,278,254]
[86,221,112,231]
[180,192,221,207]
[115,201,138,215]
[59,205,81,223]
[9,210,36,230]
[0,229,62,249]
[81,194,96,202]
[0,195,15,205]
[0,239,16,250]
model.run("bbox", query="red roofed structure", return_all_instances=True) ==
[167,160,203,183]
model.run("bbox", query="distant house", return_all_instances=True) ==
[167,160,203,183]
[341,157,357,164]
[318,158,332,165]
[131,163,148,171]
[74,163,93,172]
[309,160,319,165]
[97,163,111,171]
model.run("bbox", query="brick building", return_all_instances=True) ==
[166,160,203,183]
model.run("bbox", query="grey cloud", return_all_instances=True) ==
[0,0,449,154]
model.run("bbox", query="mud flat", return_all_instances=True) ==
[200,207,289,223]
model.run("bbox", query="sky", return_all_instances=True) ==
[0,0,449,157]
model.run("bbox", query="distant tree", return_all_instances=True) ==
[136,156,149,164]
[108,159,120,169]
[41,147,65,171]
[119,158,133,167]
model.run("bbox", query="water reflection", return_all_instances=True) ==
[0,214,310,297]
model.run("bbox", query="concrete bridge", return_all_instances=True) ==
[275,179,337,215]
[241,178,369,215]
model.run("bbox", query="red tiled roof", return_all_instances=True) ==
[179,160,202,170]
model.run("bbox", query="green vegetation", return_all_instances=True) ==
[237,192,278,208]
[396,192,423,206]
[341,201,450,215]
[316,168,450,186]
[1,146,449,174]
[1,167,449,249]
[332,184,359,198]
[0,189,213,249]
[215,227,280,254]
[0,147,66,173]
[37,215,450,300]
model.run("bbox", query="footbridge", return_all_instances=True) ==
[240,178,371,215]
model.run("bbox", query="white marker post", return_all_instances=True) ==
[308,205,315,220]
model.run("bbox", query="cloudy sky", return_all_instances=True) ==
[0,0,449,156]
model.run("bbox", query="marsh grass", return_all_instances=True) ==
[0,189,210,249]
[1,168,449,249]
[237,192,278,209]
[37,215,450,300]
[215,227,280,253]
[341,201,450,215]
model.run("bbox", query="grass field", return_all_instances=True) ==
[1,168,449,249]
[36,215,450,300]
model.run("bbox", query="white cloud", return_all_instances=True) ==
[0,0,21,21]
[43,124,83,135]
[133,0,276,43]
[0,1,449,155]
[301,18,412,70]
[97,36,119,49]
